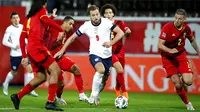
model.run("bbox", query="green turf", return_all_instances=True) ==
[0,88,199,112]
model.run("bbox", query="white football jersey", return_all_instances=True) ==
[2,24,23,57]
[76,18,116,58]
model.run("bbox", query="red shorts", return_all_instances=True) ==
[27,48,55,72]
[112,52,125,68]
[162,52,192,77]
[56,55,75,72]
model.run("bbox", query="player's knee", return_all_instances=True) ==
[97,68,105,74]
[116,67,123,73]
[71,64,81,75]
[11,70,18,75]
[183,79,193,86]
[174,83,182,89]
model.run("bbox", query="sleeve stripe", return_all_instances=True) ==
[76,29,83,37]
[22,30,26,32]
[111,24,117,31]
[40,15,48,19]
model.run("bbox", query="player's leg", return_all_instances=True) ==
[57,56,88,101]
[24,64,39,97]
[88,55,105,105]
[10,70,47,110]
[118,55,128,99]
[3,56,21,95]
[55,71,67,105]
[178,58,195,110]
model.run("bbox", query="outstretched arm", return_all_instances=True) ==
[54,32,78,58]
[189,37,200,58]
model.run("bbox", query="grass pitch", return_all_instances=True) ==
[0,88,199,112]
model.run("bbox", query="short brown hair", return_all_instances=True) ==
[10,12,19,19]
[87,5,99,15]
[175,9,187,17]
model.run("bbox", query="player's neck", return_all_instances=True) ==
[12,24,19,28]
[173,22,183,31]
[91,18,101,26]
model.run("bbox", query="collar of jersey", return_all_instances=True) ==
[91,18,101,26]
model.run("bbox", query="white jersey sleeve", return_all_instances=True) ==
[2,27,17,49]
[104,18,116,31]
[76,22,87,37]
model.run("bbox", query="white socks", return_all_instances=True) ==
[24,72,34,86]
[4,72,14,85]
[91,72,103,96]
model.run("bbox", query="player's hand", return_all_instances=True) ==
[52,8,57,18]
[21,58,29,67]
[16,44,20,49]
[103,41,111,48]
[169,48,178,54]
[57,32,65,41]
[124,27,131,37]
[54,50,64,59]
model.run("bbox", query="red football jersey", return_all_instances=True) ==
[112,20,126,54]
[159,22,193,56]
[25,7,63,52]
[44,27,72,56]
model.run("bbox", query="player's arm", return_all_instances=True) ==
[19,30,27,58]
[112,26,124,45]
[103,25,124,48]
[54,32,78,58]
[39,8,63,32]
[188,37,200,57]
[2,28,18,49]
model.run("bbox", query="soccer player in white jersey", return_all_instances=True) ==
[2,12,38,97]
[54,5,124,105]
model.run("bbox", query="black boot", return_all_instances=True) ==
[45,101,64,111]
[10,94,20,110]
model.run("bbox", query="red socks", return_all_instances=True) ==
[74,75,84,93]
[56,85,64,98]
[176,87,189,104]
[48,83,57,102]
[116,72,126,92]
[18,83,35,99]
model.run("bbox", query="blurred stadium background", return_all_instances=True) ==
[0,0,200,111]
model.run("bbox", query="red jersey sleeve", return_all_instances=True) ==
[20,22,28,58]
[185,25,193,39]
[159,24,170,40]
[39,8,63,32]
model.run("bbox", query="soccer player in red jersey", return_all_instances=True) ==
[101,4,131,99]
[10,0,64,111]
[158,9,200,110]
[44,15,89,104]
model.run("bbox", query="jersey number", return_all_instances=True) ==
[96,35,99,41]
[178,39,182,46]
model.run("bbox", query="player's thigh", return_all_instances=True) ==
[178,60,193,84]
[57,56,75,72]
[170,74,182,88]
[89,54,105,74]
[10,56,22,74]
[102,56,112,76]
[113,61,123,73]
[25,64,33,73]
[29,70,47,85]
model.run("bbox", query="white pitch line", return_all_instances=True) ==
[0,107,188,110]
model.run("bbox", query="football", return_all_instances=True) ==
[114,96,128,109]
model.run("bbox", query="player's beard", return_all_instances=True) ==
[93,19,100,25]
